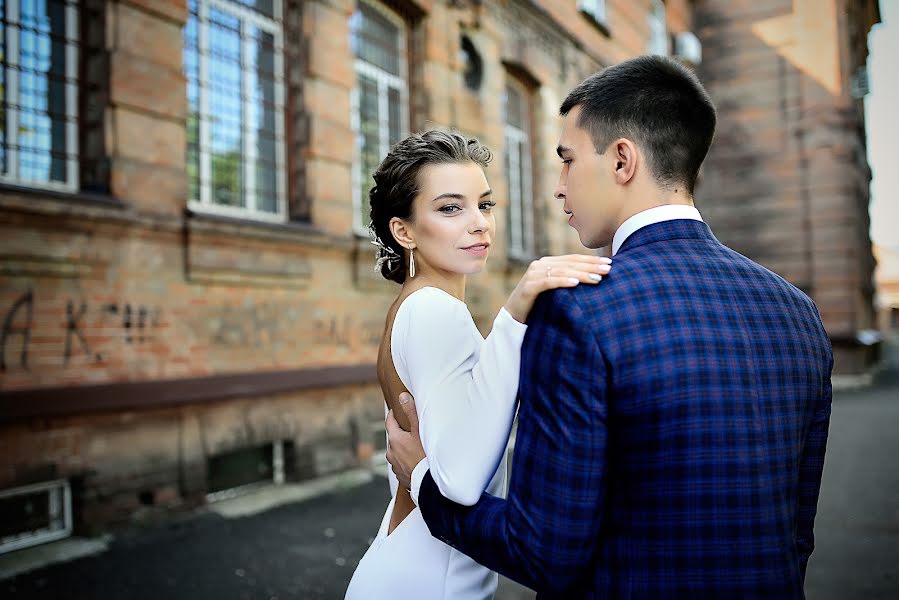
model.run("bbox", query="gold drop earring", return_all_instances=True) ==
[409,248,416,278]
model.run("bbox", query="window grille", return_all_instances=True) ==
[1,0,79,191]
[184,0,287,221]
[350,0,409,234]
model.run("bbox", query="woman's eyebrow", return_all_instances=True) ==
[431,193,464,202]
[431,189,493,202]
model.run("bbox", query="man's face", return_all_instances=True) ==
[554,105,622,249]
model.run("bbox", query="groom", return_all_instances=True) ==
[386,56,833,598]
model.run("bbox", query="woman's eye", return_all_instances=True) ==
[439,204,461,214]
[479,201,496,211]
[562,159,572,165]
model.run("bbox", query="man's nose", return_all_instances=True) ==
[554,182,566,200]
[554,170,567,200]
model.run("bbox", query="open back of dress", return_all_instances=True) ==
[376,292,416,534]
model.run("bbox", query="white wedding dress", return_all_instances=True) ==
[345,286,526,600]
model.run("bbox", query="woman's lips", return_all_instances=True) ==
[463,244,489,256]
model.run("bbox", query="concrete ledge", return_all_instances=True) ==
[207,467,377,519]
[0,535,111,581]
[832,372,877,391]
[833,360,886,391]
[0,364,378,422]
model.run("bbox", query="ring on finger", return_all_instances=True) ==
[545,266,552,278]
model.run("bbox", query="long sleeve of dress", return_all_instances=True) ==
[391,286,527,506]
[416,287,607,593]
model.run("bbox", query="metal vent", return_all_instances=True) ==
[206,440,286,502]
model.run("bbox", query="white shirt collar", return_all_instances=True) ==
[611,205,704,256]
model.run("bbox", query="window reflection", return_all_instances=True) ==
[1,0,79,189]
[351,0,408,232]
[503,81,535,258]
[184,0,285,219]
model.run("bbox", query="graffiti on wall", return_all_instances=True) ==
[206,302,286,349]
[312,315,384,348]
[1,290,33,372]
[1,289,162,372]
[3,290,388,373]
[201,302,384,351]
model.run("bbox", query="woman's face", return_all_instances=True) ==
[403,162,496,277]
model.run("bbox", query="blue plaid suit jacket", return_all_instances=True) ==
[418,219,833,598]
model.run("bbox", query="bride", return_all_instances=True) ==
[344,130,611,599]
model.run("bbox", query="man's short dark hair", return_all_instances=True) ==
[560,55,716,195]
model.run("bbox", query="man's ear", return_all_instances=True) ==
[389,217,415,250]
[612,138,638,185]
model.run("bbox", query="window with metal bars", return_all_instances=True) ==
[183,0,287,222]
[503,79,535,260]
[1,0,79,191]
[350,0,409,235]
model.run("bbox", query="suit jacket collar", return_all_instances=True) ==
[612,205,703,255]
[616,219,717,255]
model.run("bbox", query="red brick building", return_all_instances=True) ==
[0,0,878,544]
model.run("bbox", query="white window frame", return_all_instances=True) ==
[578,0,608,25]
[351,0,410,236]
[1,0,79,192]
[188,0,288,223]
[0,479,72,554]
[648,0,669,56]
[503,80,535,260]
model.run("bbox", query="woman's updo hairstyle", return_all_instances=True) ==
[368,130,493,283]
